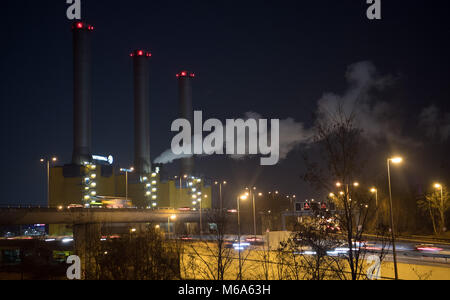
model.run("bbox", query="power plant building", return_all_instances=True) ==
[48,22,211,215]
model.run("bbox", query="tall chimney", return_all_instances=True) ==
[177,71,195,176]
[131,50,152,175]
[72,21,94,165]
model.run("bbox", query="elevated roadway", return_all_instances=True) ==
[0,208,200,226]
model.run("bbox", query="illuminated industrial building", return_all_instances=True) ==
[49,163,212,210]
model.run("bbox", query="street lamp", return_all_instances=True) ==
[199,198,203,238]
[434,183,444,232]
[287,195,297,213]
[168,214,177,238]
[176,174,188,208]
[251,188,258,240]
[215,180,227,211]
[40,157,58,206]
[237,193,248,280]
[387,156,403,280]
[370,188,378,226]
[336,182,359,199]
[120,167,134,201]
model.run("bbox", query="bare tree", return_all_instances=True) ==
[183,209,235,280]
[418,188,449,235]
[302,107,389,280]
[83,224,181,280]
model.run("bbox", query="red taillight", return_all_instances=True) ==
[181,72,187,76]
[77,22,83,29]
[138,50,143,56]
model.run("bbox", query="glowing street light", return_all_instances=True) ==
[120,167,134,201]
[168,215,177,238]
[40,157,58,206]
[434,183,444,229]
[370,188,378,206]
[215,180,228,211]
[391,157,403,164]
[387,156,403,280]
[236,192,248,280]
[370,187,379,226]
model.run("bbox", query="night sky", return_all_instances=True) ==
[1,0,449,207]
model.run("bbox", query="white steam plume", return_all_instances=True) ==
[419,105,450,141]
[155,60,435,165]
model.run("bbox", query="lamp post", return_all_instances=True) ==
[336,181,360,247]
[370,188,378,226]
[40,157,58,206]
[336,182,360,202]
[237,193,248,280]
[251,187,258,240]
[175,174,188,207]
[434,183,445,233]
[199,197,203,238]
[215,181,227,211]
[387,156,403,280]
[120,167,134,201]
[168,214,177,238]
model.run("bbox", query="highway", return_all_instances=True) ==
[0,207,201,226]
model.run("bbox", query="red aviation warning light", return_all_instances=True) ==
[73,22,94,31]
[176,71,195,78]
[130,50,152,58]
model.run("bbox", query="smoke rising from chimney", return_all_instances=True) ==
[155,61,445,166]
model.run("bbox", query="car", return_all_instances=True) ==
[415,244,443,252]
[179,235,193,241]
[67,204,84,209]
[178,207,191,211]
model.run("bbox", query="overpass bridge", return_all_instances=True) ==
[0,208,201,226]
[0,208,204,267]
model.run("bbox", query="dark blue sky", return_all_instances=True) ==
[1,0,449,206]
